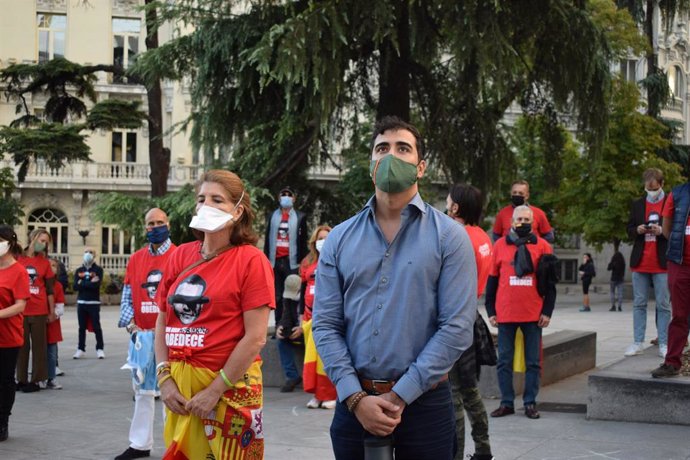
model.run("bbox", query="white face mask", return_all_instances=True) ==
[646,188,662,201]
[0,241,9,257]
[189,191,244,233]
[315,239,325,253]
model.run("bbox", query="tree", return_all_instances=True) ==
[0,167,24,226]
[137,0,619,205]
[0,1,171,196]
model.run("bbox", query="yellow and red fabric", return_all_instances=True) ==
[302,319,337,401]
[163,360,264,460]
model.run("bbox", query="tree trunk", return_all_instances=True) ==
[145,0,169,197]
[377,0,410,121]
[645,0,659,117]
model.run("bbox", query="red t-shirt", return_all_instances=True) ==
[493,204,553,238]
[125,244,177,330]
[160,244,275,370]
[300,259,318,320]
[17,255,54,316]
[490,237,553,323]
[633,199,666,273]
[275,211,290,258]
[0,262,30,347]
[464,225,492,298]
[155,241,202,309]
[46,282,64,344]
[662,192,690,266]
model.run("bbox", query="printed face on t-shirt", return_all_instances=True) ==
[169,274,210,325]
[26,266,38,285]
[141,269,163,300]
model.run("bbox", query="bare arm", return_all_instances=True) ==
[155,310,189,415]
[154,310,169,364]
[0,299,26,319]
[662,217,672,240]
[185,306,271,418]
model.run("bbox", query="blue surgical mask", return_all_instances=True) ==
[280,196,294,209]
[83,252,94,264]
[146,225,170,244]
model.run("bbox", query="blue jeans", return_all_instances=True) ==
[330,381,456,460]
[496,322,542,407]
[610,280,623,307]
[276,339,300,380]
[631,272,671,345]
[47,343,58,380]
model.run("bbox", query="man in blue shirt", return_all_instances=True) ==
[313,116,477,460]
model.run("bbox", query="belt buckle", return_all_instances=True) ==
[371,379,390,395]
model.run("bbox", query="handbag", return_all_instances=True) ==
[474,313,497,366]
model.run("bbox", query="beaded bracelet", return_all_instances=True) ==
[219,369,233,388]
[156,365,171,378]
[347,391,367,413]
[158,374,173,386]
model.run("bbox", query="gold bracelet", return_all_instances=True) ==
[156,364,171,377]
[158,374,173,386]
[219,369,233,388]
[347,391,367,412]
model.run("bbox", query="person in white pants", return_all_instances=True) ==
[115,208,177,460]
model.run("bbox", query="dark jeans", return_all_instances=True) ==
[330,381,456,460]
[0,347,20,419]
[277,339,301,381]
[77,303,104,351]
[273,256,296,324]
[497,322,542,407]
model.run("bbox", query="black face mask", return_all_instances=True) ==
[511,195,525,207]
[514,223,532,238]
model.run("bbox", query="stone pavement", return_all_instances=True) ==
[1,290,689,459]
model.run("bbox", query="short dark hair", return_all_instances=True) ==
[448,183,484,226]
[0,225,22,257]
[370,116,425,161]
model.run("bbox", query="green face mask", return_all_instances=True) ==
[34,242,46,253]
[370,154,419,193]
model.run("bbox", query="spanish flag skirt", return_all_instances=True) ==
[163,360,264,460]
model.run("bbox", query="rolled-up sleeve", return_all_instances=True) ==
[392,225,477,403]
[312,236,362,402]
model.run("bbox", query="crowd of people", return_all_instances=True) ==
[1,117,689,460]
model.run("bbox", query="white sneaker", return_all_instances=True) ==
[306,397,321,409]
[46,379,62,390]
[321,400,337,410]
[73,349,85,359]
[624,342,644,356]
[55,367,64,376]
[96,349,105,359]
[659,344,668,358]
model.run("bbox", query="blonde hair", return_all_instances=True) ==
[303,225,332,266]
[26,227,52,254]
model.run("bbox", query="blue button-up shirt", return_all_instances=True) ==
[312,194,477,404]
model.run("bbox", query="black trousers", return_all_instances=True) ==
[273,256,297,324]
[0,347,20,420]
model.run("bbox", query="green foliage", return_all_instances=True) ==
[86,100,147,131]
[0,167,24,225]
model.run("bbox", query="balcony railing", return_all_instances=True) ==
[100,255,130,274]
[0,160,204,192]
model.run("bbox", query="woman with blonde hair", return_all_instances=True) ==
[16,228,55,393]
[299,225,337,409]
[154,170,274,460]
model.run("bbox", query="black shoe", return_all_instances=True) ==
[490,405,515,417]
[0,425,7,442]
[617,306,622,311]
[651,363,680,378]
[469,454,494,460]
[21,382,40,393]
[579,306,591,312]
[15,382,25,392]
[280,377,302,393]
[524,404,540,419]
[114,447,151,460]
[609,305,616,312]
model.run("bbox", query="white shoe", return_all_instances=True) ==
[73,349,85,359]
[96,349,105,359]
[306,397,321,409]
[659,344,668,358]
[624,342,644,356]
[46,379,62,389]
[321,400,337,410]
[55,367,64,376]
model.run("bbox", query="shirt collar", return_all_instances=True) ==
[148,238,172,256]
[364,193,426,215]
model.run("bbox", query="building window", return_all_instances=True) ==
[111,131,137,162]
[619,59,638,83]
[27,208,69,262]
[37,14,66,63]
[101,226,134,255]
[112,17,141,82]
[557,258,579,284]
[669,65,684,98]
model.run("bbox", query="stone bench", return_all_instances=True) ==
[479,329,597,398]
